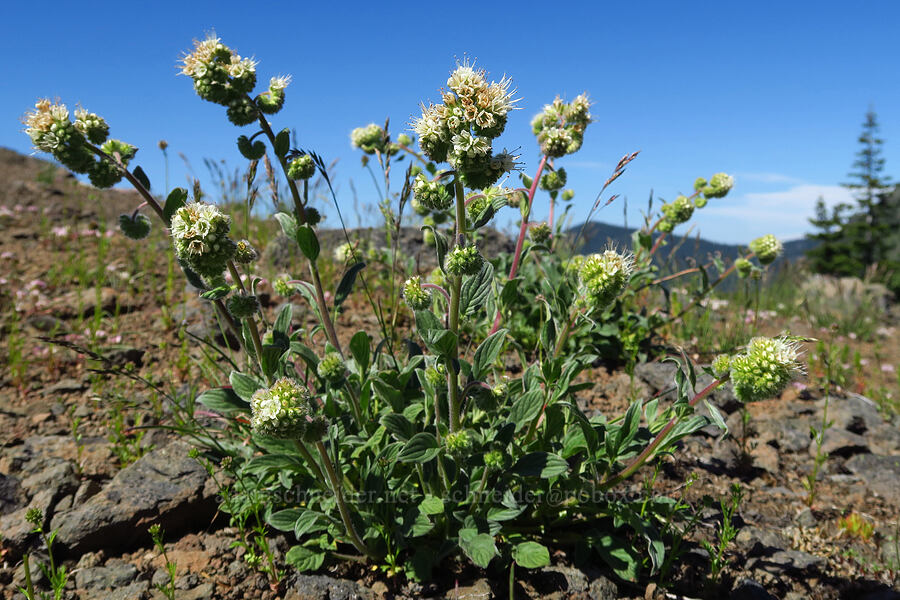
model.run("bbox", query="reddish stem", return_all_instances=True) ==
[489,155,548,335]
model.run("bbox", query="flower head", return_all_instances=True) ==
[728,337,803,403]
[170,201,235,279]
[703,172,734,199]
[250,377,314,438]
[578,247,634,308]
[350,123,386,154]
[445,245,484,276]
[403,276,433,310]
[532,94,592,158]
[749,234,782,265]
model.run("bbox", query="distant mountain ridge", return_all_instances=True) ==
[567,221,816,266]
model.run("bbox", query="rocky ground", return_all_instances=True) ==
[1,148,899,599]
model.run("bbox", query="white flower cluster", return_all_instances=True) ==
[170,202,235,278]
[412,60,519,189]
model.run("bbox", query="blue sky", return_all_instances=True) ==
[3,1,899,244]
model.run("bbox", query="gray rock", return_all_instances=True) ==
[444,578,492,600]
[75,561,138,589]
[820,393,883,433]
[761,420,810,453]
[42,378,86,395]
[21,460,79,498]
[0,473,25,515]
[810,428,869,457]
[589,574,618,600]
[179,583,216,600]
[750,549,825,575]
[530,565,588,598]
[845,454,900,507]
[51,440,214,556]
[0,485,68,556]
[284,573,374,600]
[735,526,789,556]
[794,507,817,529]
[868,424,900,455]
[731,578,778,600]
[81,580,149,600]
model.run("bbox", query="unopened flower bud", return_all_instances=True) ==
[403,276,432,310]
[712,354,732,378]
[413,175,453,211]
[273,276,293,297]
[734,257,754,278]
[749,234,782,265]
[397,133,413,146]
[234,239,259,263]
[317,352,346,385]
[226,293,259,318]
[444,430,471,454]
[302,415,329,442]
[529,222,551,244]
[657,219,674,233]
[484,450,504,470]
[539,168,567,192]
[445,245,484,276]
[694,177,707,192]
[561,189,575,202]
[288,154,316,180]
[703,172,734,199]
[350,123,385,154]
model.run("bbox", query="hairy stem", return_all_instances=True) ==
[315,441,372,559]
[489,155,548,335]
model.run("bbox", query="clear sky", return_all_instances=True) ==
[3,1,899,244]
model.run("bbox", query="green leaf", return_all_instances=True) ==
[414,309,443,333]
[460,260,494,316]
[508,390,544,431]
[472,329,507,380]
[380,413,414,442]
[423,225,448,273]
[512,452,568,478]
[294,511,326,536]
[237,135,266,160]
[285,545,325,572]
[163,188,188,226]
[267,508,303,532]
[334,262,366,308]
[703,399,728,434]
[197,387,249,416]
[422,329,457,357]
[512,542,550,569]
[260,345,284,380]
[295,224,320,261]
[499,278,521,309]
[419,496,444,516]
[592,533,641,582]
[458,529,497,568]
[274,127,291,159]
[242,454,299,476]
[486,505,526,522]
[229,370,262,401]
[200,285,231,300]
[349,331,370,374]
[273,303,292,336]
[132,165,151,191]
[274,212,297,240]
[616,398,643,448]
[398,432,440,463]
[402,507,434,537]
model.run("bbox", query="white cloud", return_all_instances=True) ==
[697,184,857,243]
